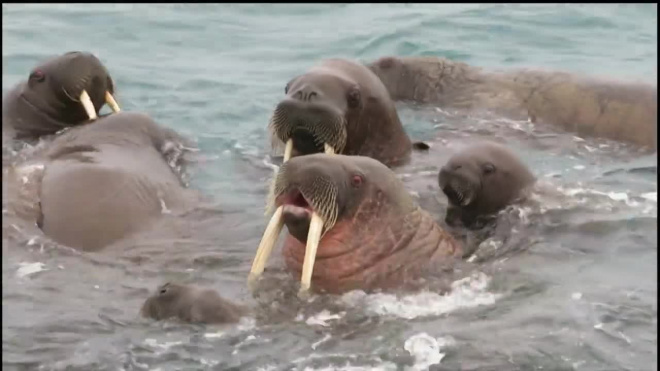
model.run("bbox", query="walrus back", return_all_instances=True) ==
[38,145,189,251]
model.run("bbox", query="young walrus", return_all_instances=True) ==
[438,141,536,228]
[140,282,248,324]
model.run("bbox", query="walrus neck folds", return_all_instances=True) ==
[282,197,462,294]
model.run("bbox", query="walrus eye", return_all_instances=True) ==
[351,174,363,188]
[159,287,168,294]
[30,69,46,83]
[347,88,361,109]
[483,163,496,174]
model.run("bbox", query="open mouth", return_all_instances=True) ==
[290,128,325,156]
[250,184,332,296]
[443,184,472,207]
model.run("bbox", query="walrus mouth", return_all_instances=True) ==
[61,88,121,121]
[268,100,347,161]
[442,182,474,207]
[249,162,339,295]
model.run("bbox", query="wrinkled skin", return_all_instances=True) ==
[141,283,246,324]
[438,141,536,229]
[37,111,197,251]
[368,56,657,151]
[272,154,462,294]
[3,51,116,143]
[269,58,415,168]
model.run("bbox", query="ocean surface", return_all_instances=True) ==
[2,4,657,371]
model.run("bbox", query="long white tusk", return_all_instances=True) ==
[283,138,293,163]
[105,91,121,112]
[324,143,335,155]
[80,90,98,121]
[299,211,324,295]
[248,205,285,290]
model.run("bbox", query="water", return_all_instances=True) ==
[2,4,657,370]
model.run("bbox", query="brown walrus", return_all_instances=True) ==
[438,141,536,228]
[249,154,463,295]
[36,111,197,251]
[141,282,247,324]
[2,51,121,143]
[368,56,657,151]
[268,58,419,168]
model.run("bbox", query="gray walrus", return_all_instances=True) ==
[268,58,425,168]
[3,51,121,143]
[438,141,536,228]
[249,154,463,295]
[36,111,196,251]
[141,282,247,324]
[368,56,657,151]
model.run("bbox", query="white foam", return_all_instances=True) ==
[641,192,657,202]
[404,333,455,371]
[143,338,183,350]
[304,309,345,327]
[16,262,47,278]
[340,272,499,320]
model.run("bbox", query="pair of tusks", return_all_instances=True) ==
[248,138,335,296]
[80,90,121,121]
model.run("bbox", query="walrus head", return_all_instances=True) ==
[14,51,120,137]
[268,59,413,167]
[250,154,461,294]
[438,142,536,227]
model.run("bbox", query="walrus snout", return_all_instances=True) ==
[269,98,347,159]
[438,164,478,207]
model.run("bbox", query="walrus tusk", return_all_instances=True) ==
[283,139,294,162]
[105,91,121,112]
[248,205,285,290]
[299,211,324,295]
[324,143,335,155]
[80,90,98,120]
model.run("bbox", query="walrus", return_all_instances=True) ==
[367,56,657,151]
[37,111,196,251]
[2,51,120,143]
[248,154,463,295]
[141,282,247,324]
[438,141,536,228]
[268,58,418,168]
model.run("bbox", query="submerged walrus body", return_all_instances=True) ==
[368,56,657,150]
[2,51,121,144]
[37,111,196,251]
[249,154,462,294]
[141,283,247,324]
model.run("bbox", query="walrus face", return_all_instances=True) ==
[269,72,363,160]
[21,51,120,125]
[438,143,536,227]
[438,158,490,209]
[250,154,418,293]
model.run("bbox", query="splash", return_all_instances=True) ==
[404,332,455,371]
[16,262,47,278]
[339,272,499,320]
